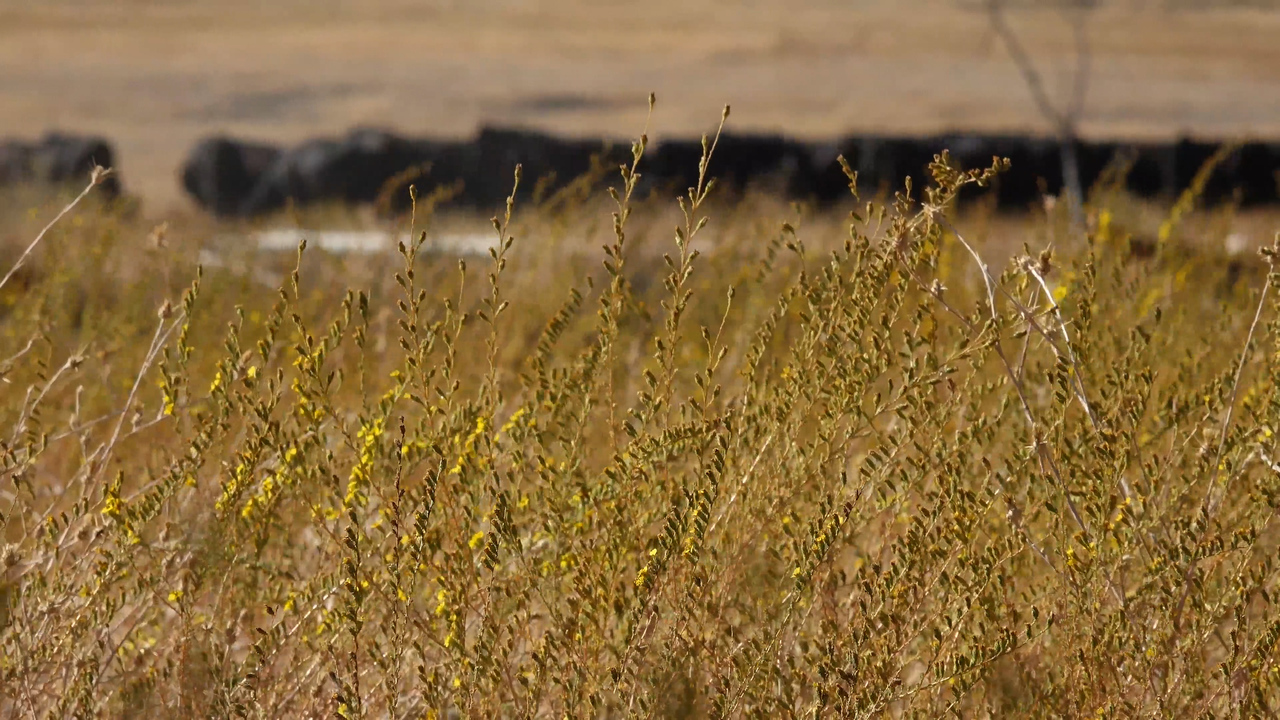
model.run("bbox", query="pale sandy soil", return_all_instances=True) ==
[1,0,1278,210]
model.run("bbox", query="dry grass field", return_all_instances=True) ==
[1,122,1280,715]
[4,3,1280,716]
[2,0,1279,209]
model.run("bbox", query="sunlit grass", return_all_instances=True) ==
[1,109,1279,718]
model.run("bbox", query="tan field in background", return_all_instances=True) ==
[1,0,1278,211]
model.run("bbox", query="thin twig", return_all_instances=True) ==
[1024,264,1101,431]
[0,335,38,381]
[986,0,1089,230]
[936,211,1091,534]
[926,206,1170,704]
[1170,268,1274,634]
[0,167,112,293]
[90,312,176,481]
[987,0,1068,130]
[1207,281,1271,513]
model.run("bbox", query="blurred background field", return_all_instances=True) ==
[2,0,1279,209]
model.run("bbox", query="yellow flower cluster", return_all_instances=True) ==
[346,416,387,507]
[215,452,258,516]
[251,445,300,517]
[290,377,326,423]
[449,416,489,476]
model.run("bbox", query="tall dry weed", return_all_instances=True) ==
[0,109,1278,718]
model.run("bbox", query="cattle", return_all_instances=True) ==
[1170,139,1223,201]
[0,132,121,198]
[645,133,820,201]
[239,133,380,217]
[810,136,1274,212]
[177,127,1280,218]
[804,135,908,203]
[204,126,629,217]
[376,138,477,213]
[0,140,32,185]
[805,135,968,205]
[852,135,1037,207]
[1117,140,1279,207]
[30,133,122,198]
[236,128,476,217]
[935,134,1062,209]
[1114,143,1178,199]
[1233,142,1280,206]
[469,126,626,207]
[181,137,282,218]
[186,129,442,217]
[1048,139,1279,209]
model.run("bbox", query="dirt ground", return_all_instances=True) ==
[1,0,1278,211]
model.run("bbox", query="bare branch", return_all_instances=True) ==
[1063,1,1093,122]
[0,166,112,294]
[985,0,1091,230]
[986,0,1069,130]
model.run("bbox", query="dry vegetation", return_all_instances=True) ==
[2,109,1280,717]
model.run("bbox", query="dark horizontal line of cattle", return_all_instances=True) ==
[3,128,1279,217]
[0,132,123,200]
[179,127,1280,217]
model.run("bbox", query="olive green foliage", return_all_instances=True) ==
[2,111,1280,718]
